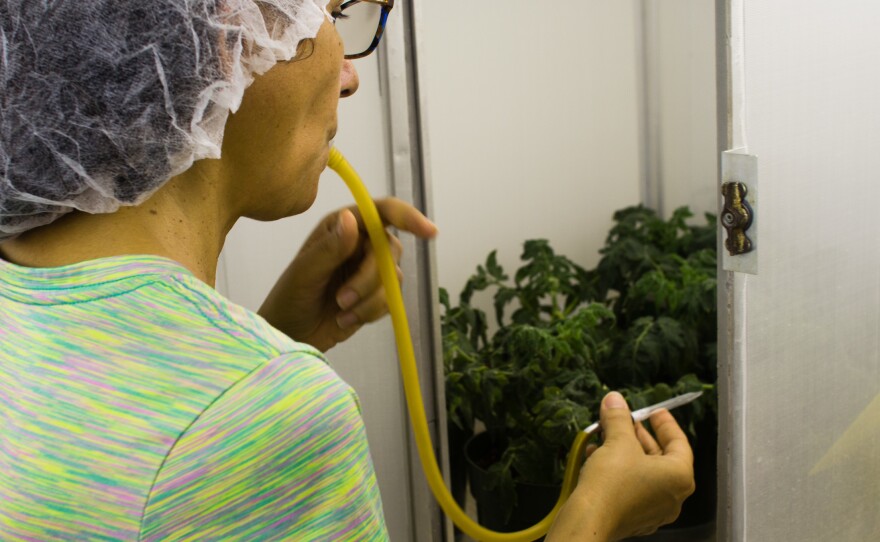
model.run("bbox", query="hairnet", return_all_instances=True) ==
[0,0,328,240]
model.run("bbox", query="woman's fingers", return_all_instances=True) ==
[635,420,662,456]
[647,409,696,501]
[598,391,639,444]
[335,231,403,328]
[332,198,435,331]
[339,197,435,319]
[336,280,400,329]
[349,197,438,240]
[649,409,694,464]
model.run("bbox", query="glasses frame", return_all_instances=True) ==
[336,0,395,59]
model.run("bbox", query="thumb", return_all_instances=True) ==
[599,391,637,443]
[295,209,360,281]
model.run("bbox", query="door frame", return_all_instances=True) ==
[381,1,448,540]
[715,0,745,540]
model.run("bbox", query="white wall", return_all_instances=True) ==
[420,0,717,313]
[650,0,718,220]
[420,0,644,310]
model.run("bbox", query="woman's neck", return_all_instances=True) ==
[0,162,235,286]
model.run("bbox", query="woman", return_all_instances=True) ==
[0,1,694,540]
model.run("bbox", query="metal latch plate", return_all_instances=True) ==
[721,149,758,275]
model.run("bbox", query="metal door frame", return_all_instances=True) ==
[716,1,744,540]
[379,2,448,540]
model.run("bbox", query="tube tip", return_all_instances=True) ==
[327,147,344,171]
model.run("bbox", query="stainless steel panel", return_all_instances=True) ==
[723,1,880,539]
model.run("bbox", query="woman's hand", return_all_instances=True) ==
[258,197,437,352]
[546,392,696,541]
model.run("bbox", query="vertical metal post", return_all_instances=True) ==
[378,1,446,540]
[715,0,735,541]
[636,0,665,216]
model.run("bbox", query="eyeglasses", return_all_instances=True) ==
[332,0,394,59]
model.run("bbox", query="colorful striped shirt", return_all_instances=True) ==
[0,254,389,541]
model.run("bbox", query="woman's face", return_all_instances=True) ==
[220,1,359,221]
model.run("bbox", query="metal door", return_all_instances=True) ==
[718,1,880,539]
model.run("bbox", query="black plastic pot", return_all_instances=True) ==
[448,421,471,507]
[677,417,717,527]
[447,421,471,540]
[464,432,562,538]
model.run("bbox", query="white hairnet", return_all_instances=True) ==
[0,0,328,240]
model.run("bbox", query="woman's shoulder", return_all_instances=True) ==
[141,350,383,541]
[164,267,326,362]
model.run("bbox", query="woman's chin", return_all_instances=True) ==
[244,184,317,221]
[245,151,326,221]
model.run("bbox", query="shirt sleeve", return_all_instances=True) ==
[139,352,389,542]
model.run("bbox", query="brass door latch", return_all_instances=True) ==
[721,182,754,256]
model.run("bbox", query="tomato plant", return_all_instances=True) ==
[441,205,717,516]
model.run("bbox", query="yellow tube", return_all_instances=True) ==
[327,148,590,542]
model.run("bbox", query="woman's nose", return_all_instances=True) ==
[340,59,359,98]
